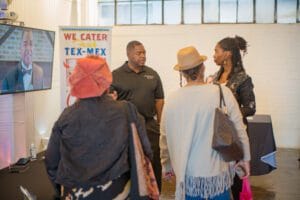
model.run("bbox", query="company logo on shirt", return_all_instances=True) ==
[144,74,154,80]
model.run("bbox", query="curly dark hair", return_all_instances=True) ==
[180,63,204,86]
[182,65,201,80]
[218,35,248,77]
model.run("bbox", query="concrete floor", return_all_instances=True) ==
[160,148,300,200]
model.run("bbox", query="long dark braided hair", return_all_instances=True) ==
[218,35,248,78]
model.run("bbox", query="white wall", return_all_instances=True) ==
[0,0,299,168]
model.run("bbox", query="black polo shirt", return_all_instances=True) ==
[112,61,164,119]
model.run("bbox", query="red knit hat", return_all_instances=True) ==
[68,56,112,99]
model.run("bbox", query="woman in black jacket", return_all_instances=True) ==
[45,56,152,200]
[212,35,256,200]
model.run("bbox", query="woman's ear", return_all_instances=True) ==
[224,51,232,59]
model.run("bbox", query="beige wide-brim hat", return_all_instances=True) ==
[174,46,207,71]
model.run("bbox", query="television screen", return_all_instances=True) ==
[0,24,55,95]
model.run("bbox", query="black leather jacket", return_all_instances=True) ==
[213,70,256,120]
[45,95,152,189]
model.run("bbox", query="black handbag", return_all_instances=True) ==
[212,84,244,162]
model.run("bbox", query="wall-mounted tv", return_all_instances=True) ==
[0,24,55,95]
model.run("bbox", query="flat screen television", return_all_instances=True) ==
[0,24,55,95]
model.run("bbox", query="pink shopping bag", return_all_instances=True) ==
[239,178,253,200]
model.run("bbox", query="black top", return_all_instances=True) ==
[45,95,152,188]
[112,62,164,119]
[213,70,256,121]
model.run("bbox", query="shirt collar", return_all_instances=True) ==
[21,61,32,71]
[124,61,145,73]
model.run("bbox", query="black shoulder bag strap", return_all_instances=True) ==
[216,83,227,114]
[124,102,142,199]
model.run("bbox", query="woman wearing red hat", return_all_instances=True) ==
[45,56,152,199]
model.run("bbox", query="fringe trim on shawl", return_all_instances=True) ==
[175,181,185,200]
[184,168,235,199]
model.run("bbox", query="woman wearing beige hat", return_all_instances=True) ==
[160,46,250,200]
[45,56,153,200]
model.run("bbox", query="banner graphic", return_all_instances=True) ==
[59,26,112,108]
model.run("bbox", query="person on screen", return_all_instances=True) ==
[1,29,43,93]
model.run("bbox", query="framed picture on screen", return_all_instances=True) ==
[0,24,55,95]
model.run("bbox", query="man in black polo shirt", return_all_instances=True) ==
[112,40,164,191]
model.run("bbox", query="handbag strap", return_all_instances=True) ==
[124,102,140,198]
[124,101,136,124]
[216,83,227,109]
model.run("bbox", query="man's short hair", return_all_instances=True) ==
[126,40,143,53]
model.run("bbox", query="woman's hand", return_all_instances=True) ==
[235,160,250,179]
[163,169,175,182]
[108,90,118,100]
[206,75,214,84]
